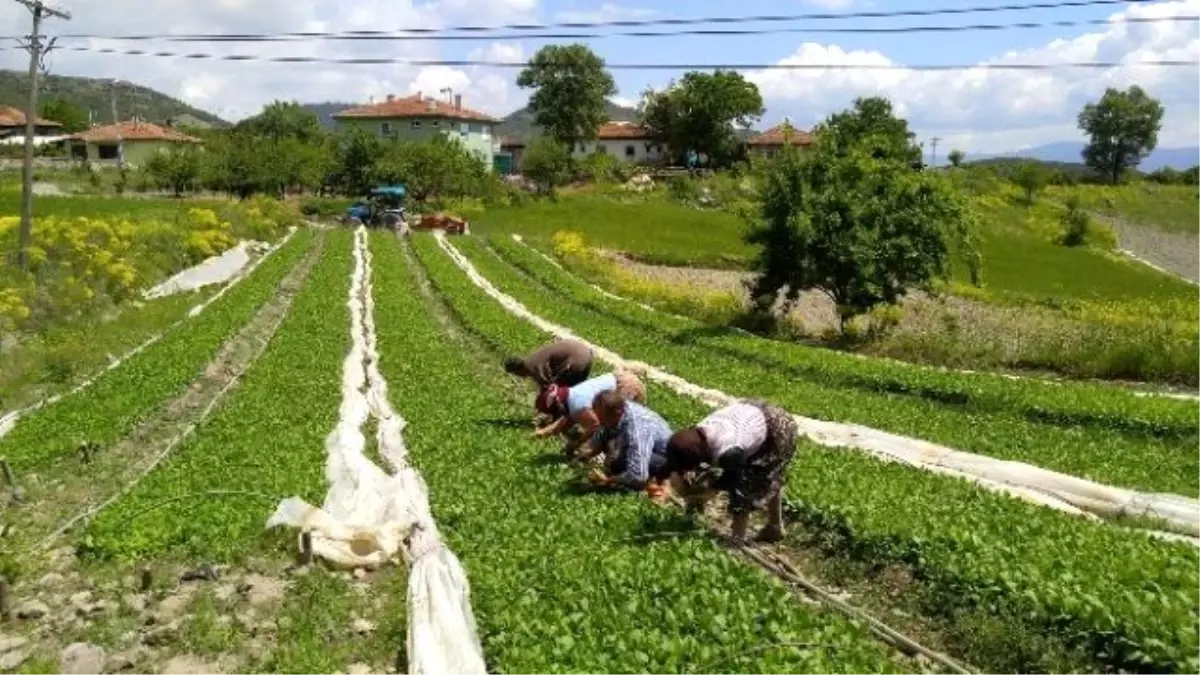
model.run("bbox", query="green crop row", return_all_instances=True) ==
[85,230,351,561]
[424,233,1200,672]
[390,233,908,673]
[495,235,1197,439]
[0,229,315,477]
[479,235,1198,496]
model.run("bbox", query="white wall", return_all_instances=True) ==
[572,138,664,164]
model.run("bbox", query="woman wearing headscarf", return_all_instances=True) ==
[532,369,646,454]
[651,399,799,543]
[503,339,594,388]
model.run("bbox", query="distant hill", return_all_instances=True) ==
[495,99,639,142]
[0,70,225,127]
[972,141,1199,172]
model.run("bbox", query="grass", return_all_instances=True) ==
[474,192,754,269]
[1050,183,1200,235]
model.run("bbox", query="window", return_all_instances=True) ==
[481,125,491,139]
[624,145,636,158]
[97,144,119,160]
[381,122,393,135]
[460,122,469,136]
[595,145,607,154]
[411,120,421,129]
[431,120,440,128]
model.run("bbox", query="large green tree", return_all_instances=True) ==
[639,70,764,167]
[1078,85,1164,184]
[520,137,574,195]
[39,97,88,133]
[745,103,976,329]
[372,135,486,204]
[234,100,325,144]
[516,44,617,149]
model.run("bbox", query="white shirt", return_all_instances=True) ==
[697,403,767,460]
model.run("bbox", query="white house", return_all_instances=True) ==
[573,121,664,164]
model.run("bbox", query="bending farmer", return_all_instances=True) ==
[504,339,594,388]
[533,370,646,452]
[581,390,672,490]
[655,400,798,544]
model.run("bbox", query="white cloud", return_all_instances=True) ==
[0,0,528,121]
[748,0,1200,153]
[554,3,656,23]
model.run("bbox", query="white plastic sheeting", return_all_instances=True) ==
[439,232,1200,543]
[267,227,486,675]
[144,240,270,300]
[0,228,298,442]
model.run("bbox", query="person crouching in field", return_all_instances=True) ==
[533,369,646,456]
[578,390,672,490]
[649,400,798,544]
[504,339,594,389]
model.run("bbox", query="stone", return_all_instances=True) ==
[122,593,147,613]
[161,654,221,674]
[352,568,367,580]
[38,572,65,588]
[141,622,179,647]
[0,649,28,670]
[242,574,284,607]
[60,642,106,675]
[351,618,376,636]
[15,599,49,620]
[155,587,196,620]
[106,650,139,672]
[68,590,93,611]
[348,662,372,675]
[0,636,29,654]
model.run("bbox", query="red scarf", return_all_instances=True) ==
[536,383,570,416]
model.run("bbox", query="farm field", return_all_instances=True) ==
[1,220,1196,674]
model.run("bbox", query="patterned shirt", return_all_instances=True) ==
[566,373,616,416]
[697,402,767,460]
[593,401,672,489]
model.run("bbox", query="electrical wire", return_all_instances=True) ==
[36,15,1197,44]
[24,0,1167,41]
[28,45,1200,71]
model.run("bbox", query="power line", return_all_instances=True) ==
[31,0,1165,41]
[26,45,1200,70]
[35,14,1197,44]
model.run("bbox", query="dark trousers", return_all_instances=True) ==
[555,365,592,388]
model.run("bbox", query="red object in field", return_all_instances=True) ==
[413,213,470,235]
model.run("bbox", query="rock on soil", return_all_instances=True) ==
[0,636,29,654]
[15,598,50,620]
[0,648,28,670]
[60,642,106,674]
[160,654,223,674]
[348,662,372,675]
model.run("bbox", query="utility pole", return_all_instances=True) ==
[929,136,941,168]
[12,0,69,271]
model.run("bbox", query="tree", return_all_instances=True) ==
[818,97,922,165]
[516,44,616,149]
[520,137,574,195]
[947,149,965,167]
[372,135,486,204]
[639,70,764,167]
[1012,160,1051,204]
[145,145,201,196]
[39,98,88,133]
[744,100,975,330]
[234,101,325,144]
[1078,86,1164,184]
[332,126,383,196]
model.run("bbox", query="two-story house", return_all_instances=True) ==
[333,92,500,171]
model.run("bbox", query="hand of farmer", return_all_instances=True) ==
[588,469,612,486]
[645,482,670,504]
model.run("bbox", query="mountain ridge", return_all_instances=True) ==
[0,70,225,128]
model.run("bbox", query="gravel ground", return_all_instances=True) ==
[1094,213,1199,282]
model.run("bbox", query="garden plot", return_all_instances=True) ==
[418,232,1198,673]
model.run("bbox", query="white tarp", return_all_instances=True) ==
[441,233,1200,543]
[144,240,272,300]
[267,227,486,674]
[0,228,297,442]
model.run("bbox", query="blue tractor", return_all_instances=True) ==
[344,185,408,230]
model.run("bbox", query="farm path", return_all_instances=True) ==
[3,230,325,554]
[1095,212,1200,282]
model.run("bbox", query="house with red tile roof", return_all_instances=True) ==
[747,120,815,157]
[333,92,501,170]
[67,120,201,166]
[0,105,63,139]
[497,121,665,174]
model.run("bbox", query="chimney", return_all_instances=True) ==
[454,94,462,110]
[415,90,422,100]
[386,94,395,103]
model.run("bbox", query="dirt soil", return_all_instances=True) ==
[1094,213,1200,282]
[3,231,326,553]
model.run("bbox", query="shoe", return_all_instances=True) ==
[754,525,784,543]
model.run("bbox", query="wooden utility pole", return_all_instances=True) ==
[929,136,941,168]
[12,0,70,271]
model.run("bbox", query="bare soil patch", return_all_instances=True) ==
[1095,213,1199,282]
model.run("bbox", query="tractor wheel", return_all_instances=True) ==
[382,213,402,230]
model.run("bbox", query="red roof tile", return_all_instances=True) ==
[596,121,654,140]
[0,105,62,128]
[333,93,499,123]
[69,121,202,143]
[748,123,814,147]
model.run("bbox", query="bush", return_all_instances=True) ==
[299,196,353,218]
[1058,195,1115,248]
[520,138,574,195]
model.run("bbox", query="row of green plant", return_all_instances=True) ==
[493,234,1197,438]
[84,231,348,560]
[400,232,908,673]
[415,232,1200,673]
[0,229,313,478]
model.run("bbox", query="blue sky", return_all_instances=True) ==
[0,0,1195,154]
